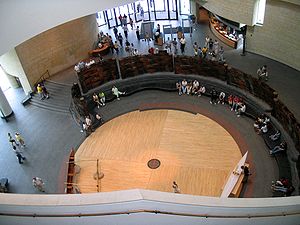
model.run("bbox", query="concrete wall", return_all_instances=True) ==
[0,189,299,225]
[0,0,135,55]
[15,14,98,87]
[246,0,300,71]
[0,49,32,94]
[198,0,256,25]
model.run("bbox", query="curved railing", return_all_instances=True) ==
[0,190,299,224]
[76,53,299,154]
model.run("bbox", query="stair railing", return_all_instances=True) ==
[34,70,50,89]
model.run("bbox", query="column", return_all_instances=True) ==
[0,87,13,118]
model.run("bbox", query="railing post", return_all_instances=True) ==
[116,58,122,79]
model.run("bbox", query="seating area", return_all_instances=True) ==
[71,53,300,196]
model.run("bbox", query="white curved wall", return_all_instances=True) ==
[0,0,135,55]
[0,189,299,225]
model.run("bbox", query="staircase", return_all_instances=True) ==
[30,80,72,114]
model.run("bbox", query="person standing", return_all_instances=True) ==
[15,132,26,147]
[205,35,210,48]
[12,145,26,164]
[117,33,124,48]
[113,26,118,38]
[36,83,44,100]
[118,14,123,26]
[114,41,120,55]
[136,26,140,41]
[122,14,127,26]
[32,177,45,192]
[218,46,224,62]
[42,84,49,99]
[202,46,208,59]
[241,165,251,183]
[193,42,198,56]
[123,25,128,40]
[172,181,180,193]
[129,17,134,29]
[180,36,186,54]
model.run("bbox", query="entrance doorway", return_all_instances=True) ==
[0,66,10,92]
[103,0,179,29]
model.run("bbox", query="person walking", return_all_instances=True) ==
[218,46,225,62]
[117,33,124,48]
[113,26,118,38]
[32,177,45,192]
[129,17,134,29]
[136,26,140,41]
[12,145,26,164]
[8,133,18,147]
[114,41,120,55]
[180,36,186,54]
[15,132,26,147]
[42,84,49,99]
[123,25,128,40]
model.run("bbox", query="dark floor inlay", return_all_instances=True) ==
[148,159,161,169]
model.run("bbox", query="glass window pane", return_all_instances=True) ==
[135,0,149,21]
[154,0,165,11]
[180,0,190,15]
[96,11,106,26]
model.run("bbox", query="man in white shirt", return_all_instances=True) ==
[180,36,186,54]
[112,86,125,100]
[181,79,187,94]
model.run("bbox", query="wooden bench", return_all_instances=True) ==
[65,149,75,194]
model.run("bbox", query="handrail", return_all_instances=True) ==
[0,208,299,218]
[34,69,50,87]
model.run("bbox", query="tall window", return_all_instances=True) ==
[253,0,266,25]
[179,0,190,15]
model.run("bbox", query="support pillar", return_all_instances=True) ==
[0,87,13,118]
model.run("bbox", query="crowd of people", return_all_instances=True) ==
[253,114,288,156]
[271,177,295,196]
[8,132,26,164]
[253,114,270,134]
[7,132,46,192]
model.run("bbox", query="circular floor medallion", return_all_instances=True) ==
[147,159,161,169]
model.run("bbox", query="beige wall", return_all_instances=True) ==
[246,0,300,71]
[15,14,98,87]
[198,0,256,25]
[0,48,32,94]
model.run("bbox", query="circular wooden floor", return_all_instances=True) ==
[75,110,242,196]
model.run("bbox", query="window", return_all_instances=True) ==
[253,0,266,25]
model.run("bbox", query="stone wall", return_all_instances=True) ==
[246,0,300,71]
[15,14,98,87]
[198,0,256,25]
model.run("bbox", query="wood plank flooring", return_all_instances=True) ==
[75,110,242,196]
